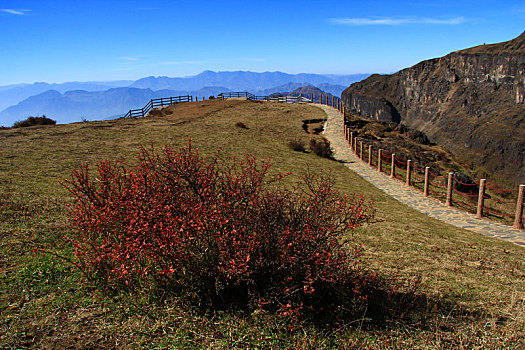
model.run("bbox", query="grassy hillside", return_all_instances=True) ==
[1,99,524,348]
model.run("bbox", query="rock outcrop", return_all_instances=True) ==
[342,32,525,184]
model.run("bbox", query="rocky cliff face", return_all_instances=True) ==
[342,32,525,184]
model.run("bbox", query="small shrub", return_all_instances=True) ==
[288,138,306,152]
[65,141,374,318]
[148,109,163,117]
[235,121,248,129]
[310,138,333,159]
[13,115,56,128]
[208,95,215,100]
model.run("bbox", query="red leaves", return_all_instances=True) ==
[65,140,375,315]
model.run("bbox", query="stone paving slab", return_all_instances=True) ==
[315,104,525,247]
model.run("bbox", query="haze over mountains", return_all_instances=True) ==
[0,80,133,112]
[0,71,369,126]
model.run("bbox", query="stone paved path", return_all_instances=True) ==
[315,104,525,247]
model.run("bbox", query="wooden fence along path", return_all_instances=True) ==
[340,117,524,231]
[320,104,525,245]
[122,91,341,118]
[121,91,524,231]
[124,95,193,118]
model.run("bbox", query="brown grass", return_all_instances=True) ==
[1,99,524,348]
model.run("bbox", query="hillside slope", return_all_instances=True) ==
[1,100,524,348]
[342,32,525,184]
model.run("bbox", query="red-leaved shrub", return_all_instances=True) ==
[65,140,374,317]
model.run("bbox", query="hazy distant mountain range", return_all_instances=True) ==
[0,71,370,126]
[129,70,368,91]
[0,80,133,112]
[0,87,230,124]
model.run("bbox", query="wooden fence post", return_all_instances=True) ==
[390,154,396,178]
[359,141,363,159]
[513,184,525,229]
[350,132,354,149]
[406,160,412,186]
[332,96,334,107]
[446,172,454,206]
[424,167,429,197]
[311,93,314,103]
[476,179,486,218]
[378,149,382,172]
[368,145,372,166]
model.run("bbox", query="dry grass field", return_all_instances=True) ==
[1,99,524,348]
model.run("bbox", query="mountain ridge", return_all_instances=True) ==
[342,31,525,183]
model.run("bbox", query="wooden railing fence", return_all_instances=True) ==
[123,95,192,118]
[343,120,525,230]
[123,91,340,118]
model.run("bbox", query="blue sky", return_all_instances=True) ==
[0,0,524,85]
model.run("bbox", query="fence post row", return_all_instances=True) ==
[125,90,344,120]
[339,121,523,228]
